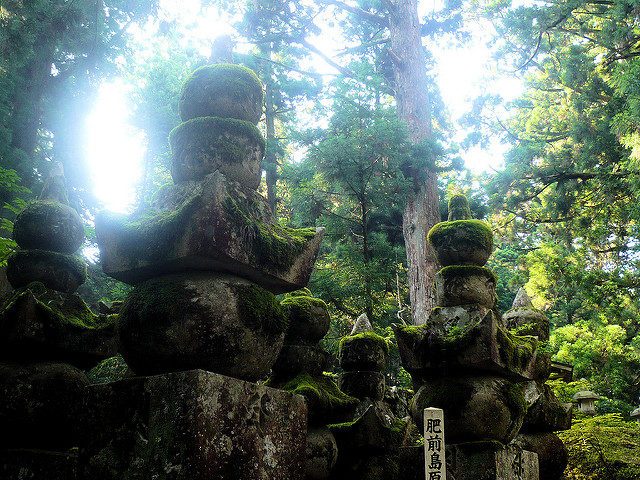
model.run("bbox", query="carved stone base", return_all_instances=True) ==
[80,369,307,480]
[447,442,539,480]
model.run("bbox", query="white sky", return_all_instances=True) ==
[87,1,524,212]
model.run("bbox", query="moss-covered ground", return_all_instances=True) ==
[559,414,640,480]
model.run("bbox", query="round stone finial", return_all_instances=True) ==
[179,64,264,124]
[448,194,472,221]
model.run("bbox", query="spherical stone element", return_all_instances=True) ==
[339,332,388,371]
[305,427,338,480]
[272,344,331,378]
[281,293,331,345]
[179,64,264,124]
[428,219,494,267]
[117,273,286,380]
[0,361,89,449]
[434,265,497,308]
[339,371,385,400]
[6,250,87,293]
[169,117,266,187]
[411,375,527,444]
[13,201,84,253]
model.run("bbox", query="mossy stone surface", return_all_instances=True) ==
[0,282,118,368]
[435,265,497,308]
[305,427,338,480]
[179,64,264,123]
[268,372,358,425]
[411,376,527,444]
[339,370,385,400]
[6,249,87,293]
[0,361,89,449]
[169,116,265,187]
[13,200,84,253]
[428,219,494,267]
[118,273,286,380]
[339,332,389,371]
[272,344,331,378]
[448,194,472,221]
[280,293,330,345]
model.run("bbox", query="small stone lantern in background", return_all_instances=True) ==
[630,407,640,425]
[572,391,601,415]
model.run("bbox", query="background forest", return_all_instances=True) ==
[2,0,640,418]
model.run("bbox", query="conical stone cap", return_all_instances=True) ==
[512,287,535,309]
[350,313,373,335]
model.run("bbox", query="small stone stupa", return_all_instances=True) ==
[0,165,117,477]
[87,63,325,479]
[394,194,541,479]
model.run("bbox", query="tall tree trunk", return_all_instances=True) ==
[389,0,440,325]
[265,80,278,212]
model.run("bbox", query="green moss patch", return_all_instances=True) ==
[448,194,472,221]
[559,414,640,480]
[268,372,358,418]
[339,331,390,356]
[169,116,265,162]
[104,193,202,263]
[428,219,494,251]
[179,64,263,120]
[87,354,132,384]
[223,196,317,271]
[284,287,313,298]
[236,283,286,334]
[496,326,537,373]
[439,265,497,282]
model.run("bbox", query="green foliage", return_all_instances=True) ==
[559,414,640,480]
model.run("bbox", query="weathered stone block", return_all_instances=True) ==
[339,371,385,400]
[339,332,388,371]
[305,427,338,480]
[179,64,264,124]
[13,200,85,254]
[281,293,331,345]
[0,285,117,368]
[272,344,330,378]
[169,116,265,187]
[7,250,87,293]
[117,273,286,380]
[0,449,78,480]
[521,382,573,432]
[513,432,567,480]
[394,307,538,383]
[411,375,527,444]
[434,266,497,308]
[447,442,539,480]
[428,219,494,267]
[0,362,89,449]
[96,172,324,293]
[80,369,307,480]
[504,307,550,342]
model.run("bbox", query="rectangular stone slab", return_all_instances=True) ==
[80,369,307,480]
[394,305,538,383]
[0,449,78,480]
[96,172,324,293]
[447,442,539,480]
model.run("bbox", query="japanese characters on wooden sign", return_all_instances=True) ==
[424,408,446,480]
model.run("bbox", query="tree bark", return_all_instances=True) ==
[389,0,440,324]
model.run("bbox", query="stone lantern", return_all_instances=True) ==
[630,407,640,425]
[572,391,600,415]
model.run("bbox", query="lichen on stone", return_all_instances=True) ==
[496,326,537,373]
[222,196,317,271]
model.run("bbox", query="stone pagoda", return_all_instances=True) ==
[87,63,325,479]
[508,288,572,480]
[0,165,118,478]
[394,194,542,479]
